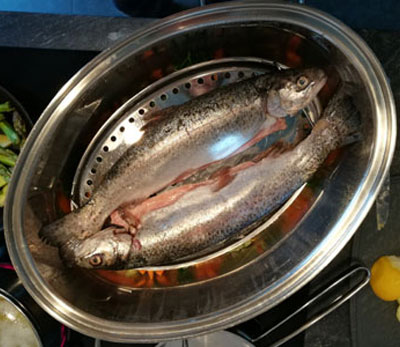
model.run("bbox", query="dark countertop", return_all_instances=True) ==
[0,11,152,51]
[0,10,399,347]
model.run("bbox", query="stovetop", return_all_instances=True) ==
[0,46,354,347]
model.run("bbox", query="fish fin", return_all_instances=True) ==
[111,208,141,236]
[110,209,131,229]
[212,167,236,192]
[39,214,78,247]
[124,211,142,232]
[113,227,130,235]
[253,142,294,162]
[142,105,178,121]
[131,238,142,251]
[140,115,163,131]
[170,167,197,185]
[230,118,287,156]
[209,166,230,180]
[342,132,362,146]
[140,105,178,130]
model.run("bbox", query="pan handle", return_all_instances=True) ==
[237,265,370,347]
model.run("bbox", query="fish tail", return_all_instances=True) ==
[39,214,76,246]
[323,86,361,144]
[39,206,95,246]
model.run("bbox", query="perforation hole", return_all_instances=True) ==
[111,136,117,142]
[172,88,179,94]
[185,82,191,89]
[103,146,109,152]
[129,117,134,123]
[149,101,156,107]
[96,157,102,163]
[87,179,93,186]
[197,78,204,84]
[161,94,167,101]
[225,72,231,79]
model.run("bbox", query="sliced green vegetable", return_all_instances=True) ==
[12,111,27,138]
[0,184,8,207]
[0,102,14,113]
[0,148,17,167]
[0,155,15,167]
[0,134,12,148]
[0,163,11,180]
[0,176,7,188]
[0,115,20,145]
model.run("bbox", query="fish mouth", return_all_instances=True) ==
[314,71,328,93]
[59,240,81,267]
[305,68,327,97]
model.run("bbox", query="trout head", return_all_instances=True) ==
[59,227,133,270]
[265,68,327,118]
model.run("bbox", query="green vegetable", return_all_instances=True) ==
[0,102,14,113]
[12,111,27,138]
[0,148,17,167]
[0,114,20,145]
[0,163,11,182]
[0,176,7,188]
[0,134,12,148]
[174,52,193,71]
[19,137,26,149]
[177,267,194,284]
[0,184,8,207]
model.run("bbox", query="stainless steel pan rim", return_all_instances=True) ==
[4,1,396,342]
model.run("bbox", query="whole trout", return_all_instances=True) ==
[60,87,360,270]
[41,68,326,246]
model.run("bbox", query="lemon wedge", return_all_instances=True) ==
[370,255,400,301]
[397,301,400,323]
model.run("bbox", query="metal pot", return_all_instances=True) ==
[0,268,61,346]
[4,0,395,343]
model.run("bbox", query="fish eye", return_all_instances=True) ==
[297,76,309,88]
[89,254,103,267]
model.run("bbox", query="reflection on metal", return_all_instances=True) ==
[237,266,370,346]
[209,133,247,159]
[155,331,254,347]
[376,174,390,231]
